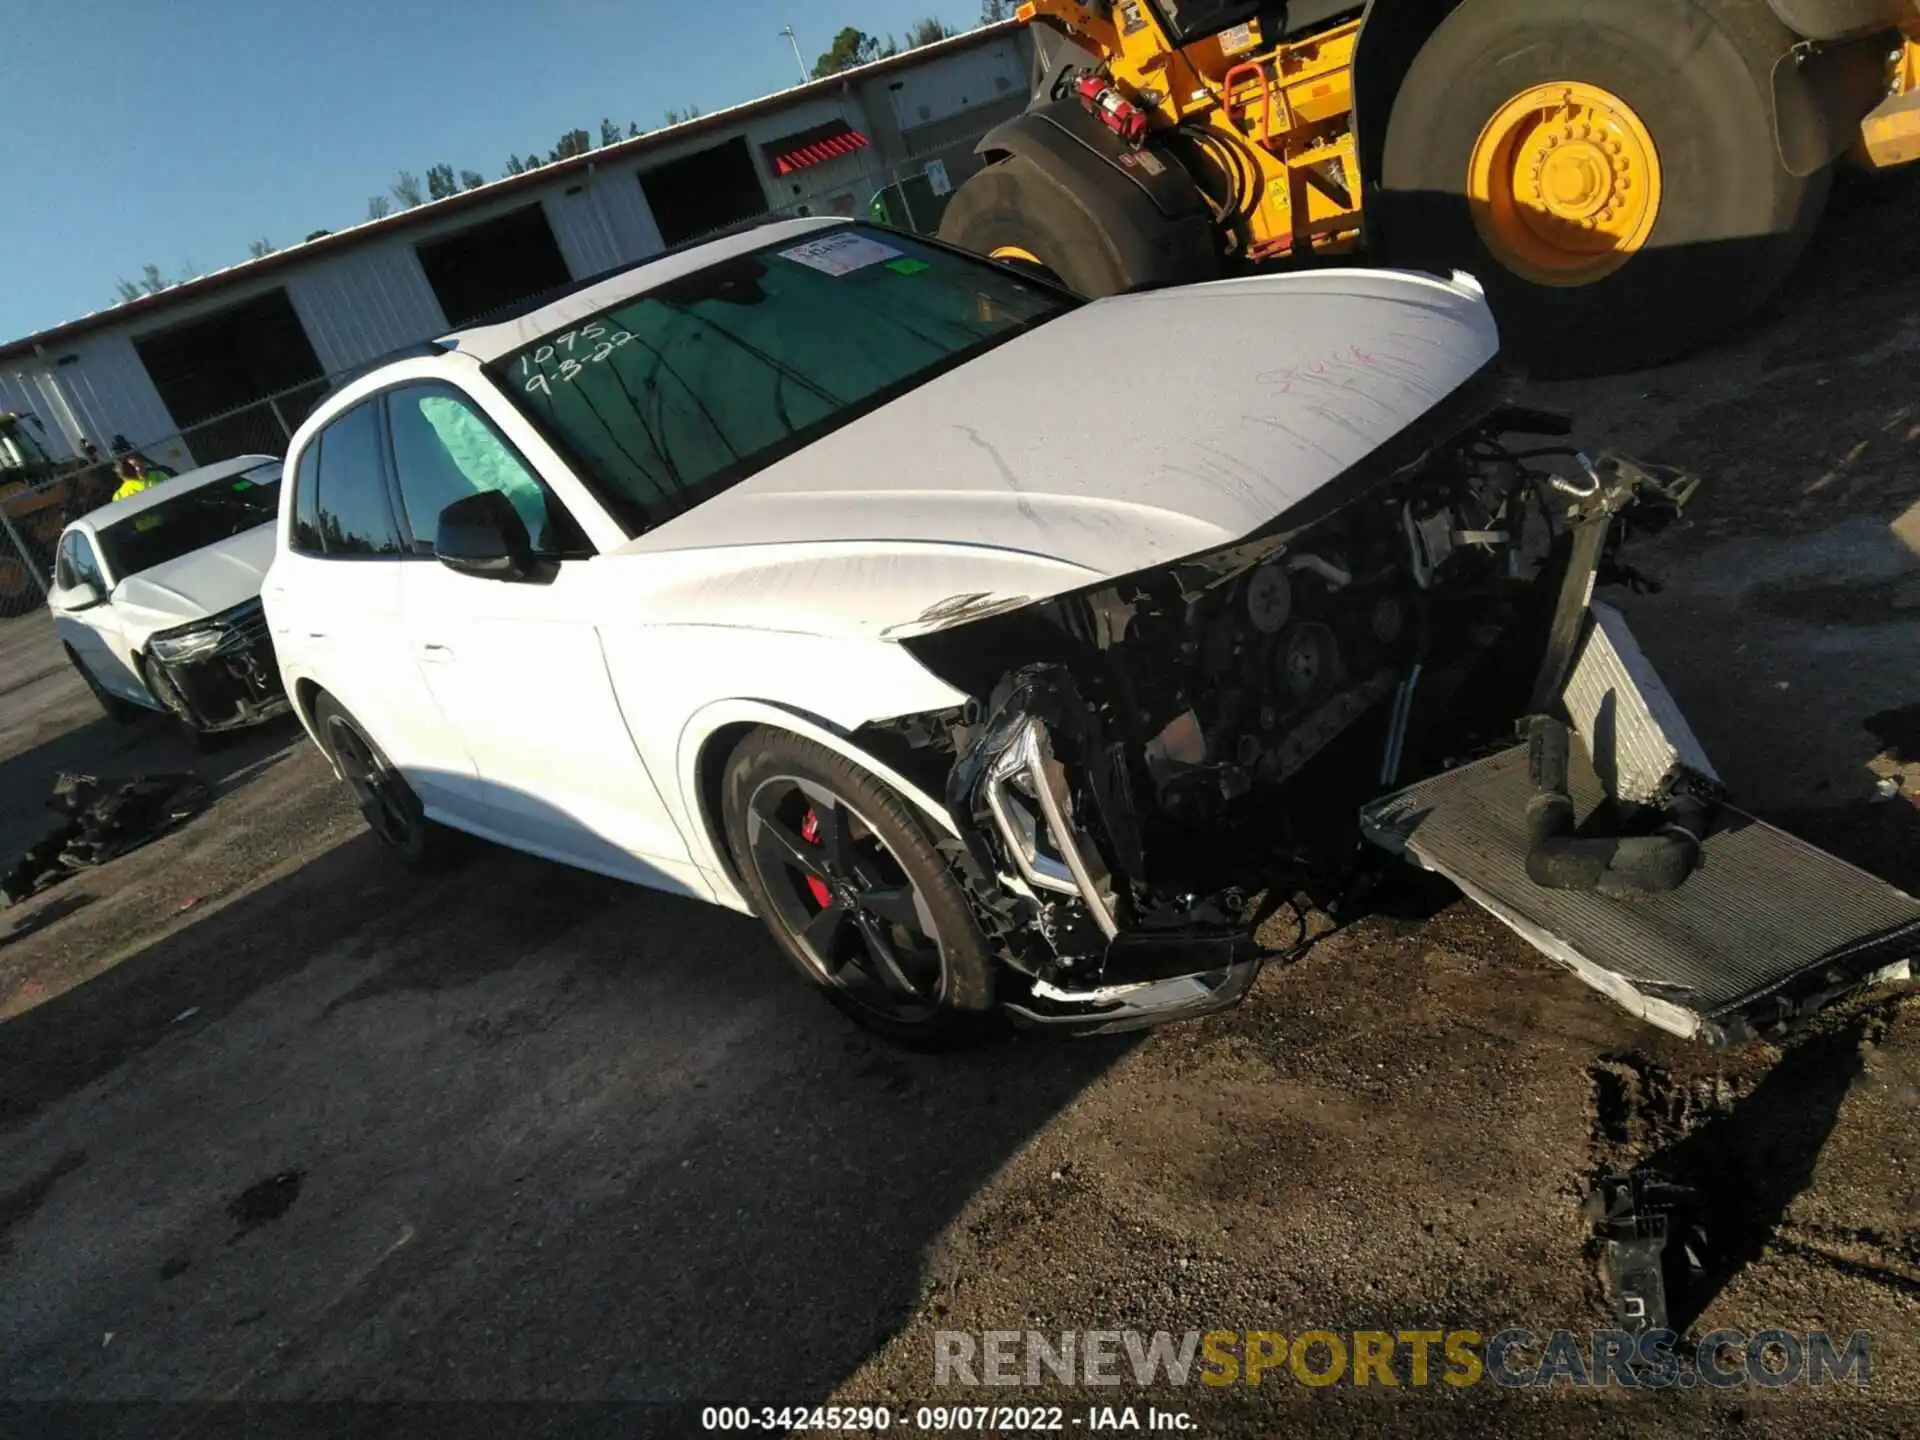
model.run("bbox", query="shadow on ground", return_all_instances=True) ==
[0,816,1134,1409]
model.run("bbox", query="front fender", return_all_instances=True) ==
[674,697,962,913]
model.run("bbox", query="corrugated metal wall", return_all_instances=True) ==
[286,240,447,376]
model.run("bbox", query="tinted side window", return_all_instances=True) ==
[311,401,404,557]
[56,533,104,591]
[385,383,571,555]
[291,441,324,554]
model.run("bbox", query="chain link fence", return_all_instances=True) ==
[1,117,1012,620]
[0,380,324,619]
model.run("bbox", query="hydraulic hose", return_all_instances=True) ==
[1523,716,1710,898]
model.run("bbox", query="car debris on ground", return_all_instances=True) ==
[0,771,211,906]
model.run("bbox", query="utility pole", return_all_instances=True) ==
[779,26,808,85]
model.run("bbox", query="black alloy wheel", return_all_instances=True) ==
[721,727,998,1046]
[308,690,458,868]
[745,774,946,1026]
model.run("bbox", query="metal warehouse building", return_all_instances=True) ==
[0,22,1031,473]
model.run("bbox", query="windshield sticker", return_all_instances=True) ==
[778,232,903,277]
[885,258,930,276]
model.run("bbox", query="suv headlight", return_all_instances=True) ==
[147,623,227,665]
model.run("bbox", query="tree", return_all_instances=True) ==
[548,128,592,162]
[504,154,529,175]
[247,237,275,259]
[905,16,954,47]
[628,120,644,138]
[305,228,332,242]
[980,0,1014,20]
[599,118,622,147]
[425,163,458,201]
[460,169,487,190]
[663,105,703,125]
[114,261,177,300]
[390,170,425,209]
[812,26,885,76]
[366,194,392,221]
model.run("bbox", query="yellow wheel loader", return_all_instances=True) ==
[940,0,1920,374]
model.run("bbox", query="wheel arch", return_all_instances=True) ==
[679,699,960,911]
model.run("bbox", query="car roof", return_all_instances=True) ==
[444,214,845,363]
[75,453,281,531]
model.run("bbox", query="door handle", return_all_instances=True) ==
[419,643,455,663]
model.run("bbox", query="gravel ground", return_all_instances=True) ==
[1,171,1916,1436]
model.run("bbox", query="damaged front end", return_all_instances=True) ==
[893,397,1696,1033]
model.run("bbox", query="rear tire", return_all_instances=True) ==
[721,727,998,1047]
[939,152,1216,298]
[309,690,462,869]
[1378,0,1830,376]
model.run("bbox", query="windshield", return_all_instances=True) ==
[95,465,281,578]
[486,226,1074,534]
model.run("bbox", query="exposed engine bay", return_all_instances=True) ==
[873,402,1697,1025]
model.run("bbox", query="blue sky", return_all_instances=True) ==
[0,0,988,341]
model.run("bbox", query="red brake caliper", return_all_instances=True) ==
[799,808,834,909]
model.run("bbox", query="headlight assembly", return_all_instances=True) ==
[147,624,228,665]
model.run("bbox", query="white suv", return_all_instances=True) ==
[265,216,1612,1045]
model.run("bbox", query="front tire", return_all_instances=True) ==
[67,644,141,724]
[721,728,998,1047]
[1378,0,1830,376]
[309,690,461,869]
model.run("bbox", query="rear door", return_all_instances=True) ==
[381,379,694,890]
[264,402,480,820]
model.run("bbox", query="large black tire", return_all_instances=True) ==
[721,727,998,1047]
[939,152,1214,298]
[1377,0,1831,376]
[309,689,463,869]
[67,644,142,724]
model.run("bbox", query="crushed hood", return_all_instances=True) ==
[623,268,1501,594]
[112,524,274,630]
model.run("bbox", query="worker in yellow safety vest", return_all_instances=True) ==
[111,456,164,502]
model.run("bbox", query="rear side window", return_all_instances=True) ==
[297,401,405,558]
[291,443,323,553]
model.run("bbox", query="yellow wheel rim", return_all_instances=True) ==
[1468,81,1662,288]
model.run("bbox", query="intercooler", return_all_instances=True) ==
[1362,605,1920,1043]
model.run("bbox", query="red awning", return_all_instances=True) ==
[765,122,871,177]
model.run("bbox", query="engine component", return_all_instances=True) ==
[1369,594,1405,645]
[1524,716,1710,897]
[1278,622,1339,704]
[1243,562,1292,633]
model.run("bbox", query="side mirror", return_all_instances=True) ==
[51,580,104,611]
[434,490,536,581]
